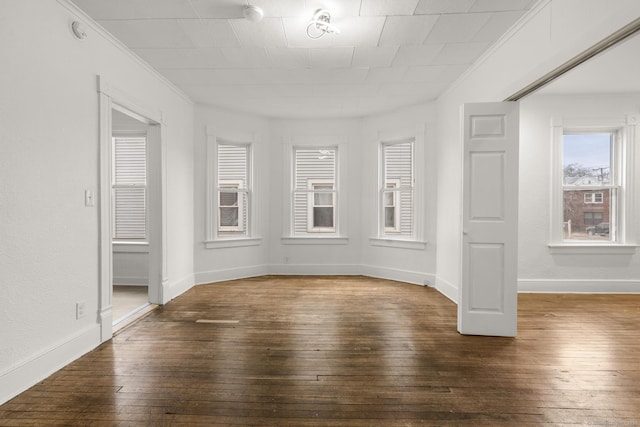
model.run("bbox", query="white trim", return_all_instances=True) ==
[284,139,348,239]
[195,265,270,285]
[0,324,100,405]
[113,276,149,286]
[98,76,167,338]
[205,237,262,249]
[361,265,433,287]
[112,242,149,253]
[550,115,637,246]
[56,0,192,105]
[369,237,427,250]
[281,236,349,245]
[547,243,637,255]
[269,264,361,276]
[434,277,459,304]
[162,274,195,304]
[519,279,640,293]
[205,128,255,242]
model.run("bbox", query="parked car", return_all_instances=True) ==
[586,222,609,236]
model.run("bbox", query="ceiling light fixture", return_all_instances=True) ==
[306,9,340,39]
[242,5,264,23]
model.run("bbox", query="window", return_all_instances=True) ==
[217,143,250,237]
[562,132,617,242]
[584,192,603,203]
[293,147,337,235]
[112,135,146,240]
[380,140,414,237]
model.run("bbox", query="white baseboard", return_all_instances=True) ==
[519,279,640,293]
[435,277,459,304]
[268,264,361,276]
[195,264,270,285]
[361,264,433,287]
[163,273,196,303]
[113,276,148,286]
[0,324,100,405]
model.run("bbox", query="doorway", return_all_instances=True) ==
[97,76,166,341]
[111,108,153,328]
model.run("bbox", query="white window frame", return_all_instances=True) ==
[383,179,401,233]
[218,179,245,233]
[281,141,347,245]
[549,115,638,253]
[378,138,417,240]
[205,127,260,249]
[111,133,147,242]
[306,179,336,233]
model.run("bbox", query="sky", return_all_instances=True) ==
[563,133,611,169]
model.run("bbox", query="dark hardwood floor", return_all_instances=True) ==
[1,275,639,426]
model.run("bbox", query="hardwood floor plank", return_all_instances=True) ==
[1,276,639,426]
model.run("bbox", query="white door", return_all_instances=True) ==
[458,102,519,336]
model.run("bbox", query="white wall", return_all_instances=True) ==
[361,104,438,285]
[268,118,364,274]
[435,0,640,302]
[519,93,640,292]
[192,106,437,284]
[193,105,271,283]
[0,0,194,403]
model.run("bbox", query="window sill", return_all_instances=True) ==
[281,236,349,245]
[369,237,427,250]
[548,243,638,255]
[113,241,149,253]
[205,237,262,249]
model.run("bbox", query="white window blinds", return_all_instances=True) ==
[112,136,147,240]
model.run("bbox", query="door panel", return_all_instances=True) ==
[459,102,519,337]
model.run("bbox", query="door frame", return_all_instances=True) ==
[97,76,167,342]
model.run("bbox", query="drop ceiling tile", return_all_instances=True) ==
[330,17,386,47]
[472,11,526,42]
[432,42,491,65]
[378,83,441,100]
[98,20,195,48]
[360,0,420,16]
[309,48,355,68]
[403,64,467,83]
[266,48,312,68]
[133,48,228,68]
[469,0,535,12]
[424,13,492,44]
[365,67,408,84]
[188,0,246,18]
[230,18,288,47]
[379,15,439,45]
[221,47,272,68]
[305,0,363,18]
[250,0,308,17]
[352,46,399,68]
[393,44,444,67]
[414,0,474,14]
[71,0,198,19]
[159,68,256,85]
[177,19,239,48]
